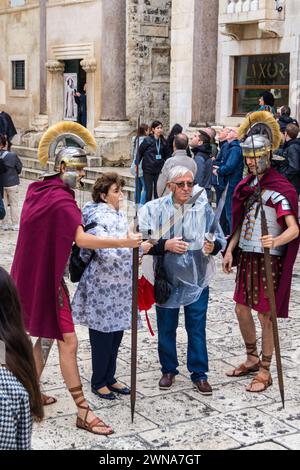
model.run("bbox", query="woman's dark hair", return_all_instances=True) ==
[137,123,149,137]
[92,172,125,203]
[150,120,163,131]
[280,105,291,117]
[0,134,7,148]
[261,91,275,107]
[168,123,183,139]
[0,267,44,421]
[198,130,211,145]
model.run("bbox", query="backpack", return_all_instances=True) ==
[69,222,97,283]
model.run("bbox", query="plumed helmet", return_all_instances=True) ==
[238,111,281,158]
[38,121,97,185]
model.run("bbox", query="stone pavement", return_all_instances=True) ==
[1,178,300,450]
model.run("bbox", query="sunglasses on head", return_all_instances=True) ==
[172,181,195,188]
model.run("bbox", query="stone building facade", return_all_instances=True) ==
[1,0,300,168]
[170,0,300,129]
[0,0,172,165]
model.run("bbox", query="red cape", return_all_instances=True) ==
[11,177,82,340]
[227,168,300,318]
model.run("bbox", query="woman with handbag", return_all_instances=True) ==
[72,173,151,400]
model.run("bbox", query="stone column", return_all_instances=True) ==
[31,0,48,131]
[80,58,97,131]
[95,0,131,141]
[39,0,47,115]
[46,60,65,127]
[189,0,219,127]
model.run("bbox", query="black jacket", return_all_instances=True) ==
[138,135,167,175]
[0,112,17,141]
[277,115,299,132]
[281,138,300,194]
[192,143,213,196]
[0,150,22,187]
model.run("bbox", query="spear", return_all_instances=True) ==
[248,116,285,408]
[130,116,140,422]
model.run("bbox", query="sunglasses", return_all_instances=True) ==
[172,181,195,188]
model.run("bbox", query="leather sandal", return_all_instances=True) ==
[226,362,260,377]
[226,341,260,377]
[246,354,273,393]
[41,393,57,406]
[69,385,114,436]
[246,373,273,392]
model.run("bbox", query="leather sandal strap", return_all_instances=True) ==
[260,354,272,371]
[251,373,271,386]
[245,341,259,358]
[69,384,85,403]
[69,385,83,393]
[87,417,102,429]
[76,398,87,409]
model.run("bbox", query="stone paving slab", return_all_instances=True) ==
[32,405,158,450]
[2,178,300,450]
[238,442,287,450]
[273,433,300,450]
[203,408,297,446]
[139,422,241,450]
[185,381,274,413]
[135,392,218,427]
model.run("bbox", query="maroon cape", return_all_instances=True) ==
[11,177,82,339]
[226,167,300,318]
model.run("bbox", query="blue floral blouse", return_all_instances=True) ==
[71,201,134,333]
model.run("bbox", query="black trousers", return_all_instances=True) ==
[143,172,159,202]
[89,329,124,390]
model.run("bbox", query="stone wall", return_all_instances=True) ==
[169,0,194,130]
[126,0,172,130]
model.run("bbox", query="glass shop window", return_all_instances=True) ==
[233,54,290,115]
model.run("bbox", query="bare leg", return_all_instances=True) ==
[33,337,56,405]
[57,332,113,435]
[246,311,273,392]
[226,303,259,376]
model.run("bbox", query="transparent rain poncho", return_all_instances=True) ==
[139,186,226,308]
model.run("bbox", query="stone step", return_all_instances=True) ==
[85,166,134,188]
[13,145,38,159]
[20,156,54,171]
[82,177,135,202]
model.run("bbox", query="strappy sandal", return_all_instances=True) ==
[246,354,273,393]
[41,393,57,406]
[226,341,260,377]
[69,385,114,436]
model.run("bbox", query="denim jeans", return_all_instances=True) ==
[156,287,209,382]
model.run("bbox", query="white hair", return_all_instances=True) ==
[168,166,194,182]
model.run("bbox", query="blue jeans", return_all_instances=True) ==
[135,177,146,205]
[225,189,234,234]
[156,287,209,382]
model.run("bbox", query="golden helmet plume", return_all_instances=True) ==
[237,111,281,152]
[38,121,97,167]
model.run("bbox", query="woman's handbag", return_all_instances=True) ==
[69,222,97,283]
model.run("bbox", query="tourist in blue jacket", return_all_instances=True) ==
[213,128,243,232]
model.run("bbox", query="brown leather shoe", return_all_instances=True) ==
[159,373,176,390]
[193,380,212,396]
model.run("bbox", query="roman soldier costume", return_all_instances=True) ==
[230,111,300,318]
